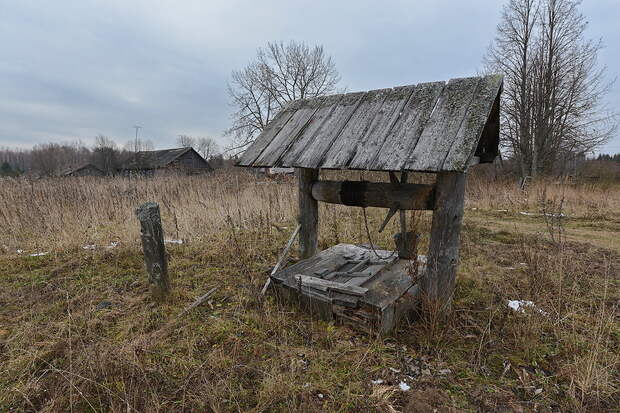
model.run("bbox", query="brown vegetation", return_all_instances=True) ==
[0,170,618,411]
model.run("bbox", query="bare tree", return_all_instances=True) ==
[92,135,118,175]
[226,41,341,154]
[124,139,154,152]
[486,0,617,178]
[195,137,220,160]
[176,134,196,148]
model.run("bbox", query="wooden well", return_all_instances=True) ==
[238,74,503,333]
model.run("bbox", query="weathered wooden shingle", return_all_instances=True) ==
[237,74,503,173]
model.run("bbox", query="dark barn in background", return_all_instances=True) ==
[120,147,213,176]
[62,163,105,177]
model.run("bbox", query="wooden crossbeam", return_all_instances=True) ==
[311,180,435,210]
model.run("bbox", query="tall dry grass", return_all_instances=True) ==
[1,170,619,253]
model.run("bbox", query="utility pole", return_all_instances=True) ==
[133,125,142,152]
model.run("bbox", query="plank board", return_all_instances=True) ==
[280,93,361,166]
[320,89,392,169]
[236,101,299,166]
[252,97,327,167]
[441,75,503,171]
[237,75,503,172]
[348,86,416,170]
[370,81,445,171]
[404,77,482,172]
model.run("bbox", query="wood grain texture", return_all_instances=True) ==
[135,202,170,300]
[421,172,467,312]
[370,82,445,171]
[239,75,503,172]
[236,100,299,166]
[280,93,357,166]
[320,89,391,169]
[348,86,416,169]
[404,77,481,172]
[442,74,503,170]
[253,97,326,167]
[297,168,319,259]
[311,180,435,210]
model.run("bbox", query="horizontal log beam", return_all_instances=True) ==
[311,180,435,210]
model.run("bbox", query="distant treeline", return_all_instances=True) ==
[0,137,231,177]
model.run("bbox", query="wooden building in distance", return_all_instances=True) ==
[237,74,503,333]
[120,147,212,176]
[62,163,105,177]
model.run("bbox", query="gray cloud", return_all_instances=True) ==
[1,0,618,153]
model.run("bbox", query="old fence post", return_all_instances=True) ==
[296,167,319,259]
[136,202,170,300]
[422,172,467,314]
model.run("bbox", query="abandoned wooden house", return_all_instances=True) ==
[237,74,503,334]
[62,163,105,177]
[119,147,213,176]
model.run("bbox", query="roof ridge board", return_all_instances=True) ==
[279,92,359,167]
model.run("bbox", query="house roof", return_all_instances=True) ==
[123,147,203,170]
[62,163,103,176]
[237,74,503,173]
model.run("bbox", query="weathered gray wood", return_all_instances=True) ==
[294,274,369,296]
[442,74,503,170]
[261,224,301,295]
[297,168,319,259]
[404,77,482,172]
[135,202,170,300]
[370,81,445,171]
[236,101,298,166]
[321,89,391,168]
[311,180,435,210]
[253,98,325,167]
[348,86,416,169]
[421,172,467,312]
[286,92,365,167]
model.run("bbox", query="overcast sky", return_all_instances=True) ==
[1,0,619,154]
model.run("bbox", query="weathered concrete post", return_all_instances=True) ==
[296,168,319,259]
[422,172,467,313]
[135,202,170,300]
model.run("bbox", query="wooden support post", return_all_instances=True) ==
[422,172,467,313]
[136,202,170,300]
[297,168,319,259]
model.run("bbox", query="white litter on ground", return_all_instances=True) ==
[398,381,411,391]
[106,241,119,249]
[16,249,23,254]
[507,300,547,315]
[164,239,183,244]
[29,252,49,257]
[82,244,96,250]
[371,379,384,385]
[519,211,566,218]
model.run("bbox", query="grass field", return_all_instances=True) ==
[0,171,618,412]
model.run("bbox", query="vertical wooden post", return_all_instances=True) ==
[135,202,170,300]
[296,167,319,259]
[422,172,467,312]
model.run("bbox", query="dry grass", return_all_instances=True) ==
[0,170,618,412]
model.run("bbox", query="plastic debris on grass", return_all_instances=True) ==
[29,252,48,257]
[507,300,547,316]
[164,239,184,244]
[398,381,411,391]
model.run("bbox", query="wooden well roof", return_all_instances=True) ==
[237,74,503,173]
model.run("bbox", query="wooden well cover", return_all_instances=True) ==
[237,74,502,173]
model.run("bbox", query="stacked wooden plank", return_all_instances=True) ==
[271,244,425,334]
[237,75,503,173]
